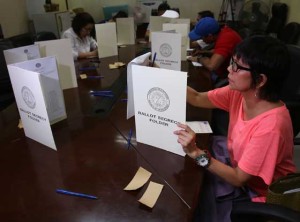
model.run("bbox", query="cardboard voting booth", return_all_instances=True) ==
[131,65,187,156]
[35,39,77,90]
[4,44,41,65]
[7,56,67,150]
[116,17,135,45]
[95,23,118,58]
[151,31,181,71]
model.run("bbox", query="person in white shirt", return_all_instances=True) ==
[62,12,98,60]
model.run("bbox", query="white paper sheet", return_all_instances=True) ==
[127,52,152,119]
[132,65,187,156]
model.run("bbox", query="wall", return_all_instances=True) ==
[279,0,300,23]
[1,0,300,38]
[66,0,223,24]
[0,0,28,38]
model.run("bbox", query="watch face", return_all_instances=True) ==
[199,158,209,166]
[196,153,210,167]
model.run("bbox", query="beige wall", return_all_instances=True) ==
[65,0,223,24]
[0,0,29,38]
[279,0,300,23]
[1,0,300,38]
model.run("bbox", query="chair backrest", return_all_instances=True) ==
[279,22,300,45]
[265,3,288,37]
[0,39,14,84]
[280,44,300,137]
[35,31,57,41]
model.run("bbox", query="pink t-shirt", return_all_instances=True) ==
[208,86,296,202]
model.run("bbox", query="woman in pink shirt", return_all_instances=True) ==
[175,36,296,203]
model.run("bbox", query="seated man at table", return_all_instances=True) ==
[188,17,242,83]
[62,12,98,60]
[190,10,215,49]
[144,2,173,41]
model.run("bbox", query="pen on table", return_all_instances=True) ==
[120,98,128,102]
[87,76,104,79]
[91,93,114,98]
[127,129,133,149]
[56,189,98,200]
[79,66,97,71]
[90,90,112,93]
[151,52,157,67]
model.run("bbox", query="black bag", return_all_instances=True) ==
[267,173,300,212]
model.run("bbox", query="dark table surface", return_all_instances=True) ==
[0,44,212,221]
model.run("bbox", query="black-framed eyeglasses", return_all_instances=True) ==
[230,58,252,73]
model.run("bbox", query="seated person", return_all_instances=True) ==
[190,10,215,48]
[99,10,128,23]
[188,17,242,82]
[62,12,98,60]
[144,2,171,41]
[175,35,296,220]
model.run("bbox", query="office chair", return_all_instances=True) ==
[278,22,300,45]
[265,3,288,38]
[0,39,15,111]
[34,31,57,41]
[230,44,300,222]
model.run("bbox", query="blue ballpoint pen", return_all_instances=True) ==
[90,90,112,93]
[91,93,114,97]
[151,52,157,67]
[56,189,98,200]
[79,66,97,71]
[87,76,104,79]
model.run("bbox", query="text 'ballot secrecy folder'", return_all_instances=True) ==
[132,65,187,156]
[151,31,181,71]
[7,56,67,150]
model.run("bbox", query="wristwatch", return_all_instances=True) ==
[195,150,211,168]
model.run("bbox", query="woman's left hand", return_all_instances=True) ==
[174,123,201,159]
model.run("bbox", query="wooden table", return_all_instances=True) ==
[0,44,212,221]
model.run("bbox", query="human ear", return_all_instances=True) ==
[256,74,267,88]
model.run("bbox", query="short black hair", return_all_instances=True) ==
[158,2,171,12]
[72,12,95,36]
[112,10,128,21]
[233,35,290,102]
[198,10,214,19]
